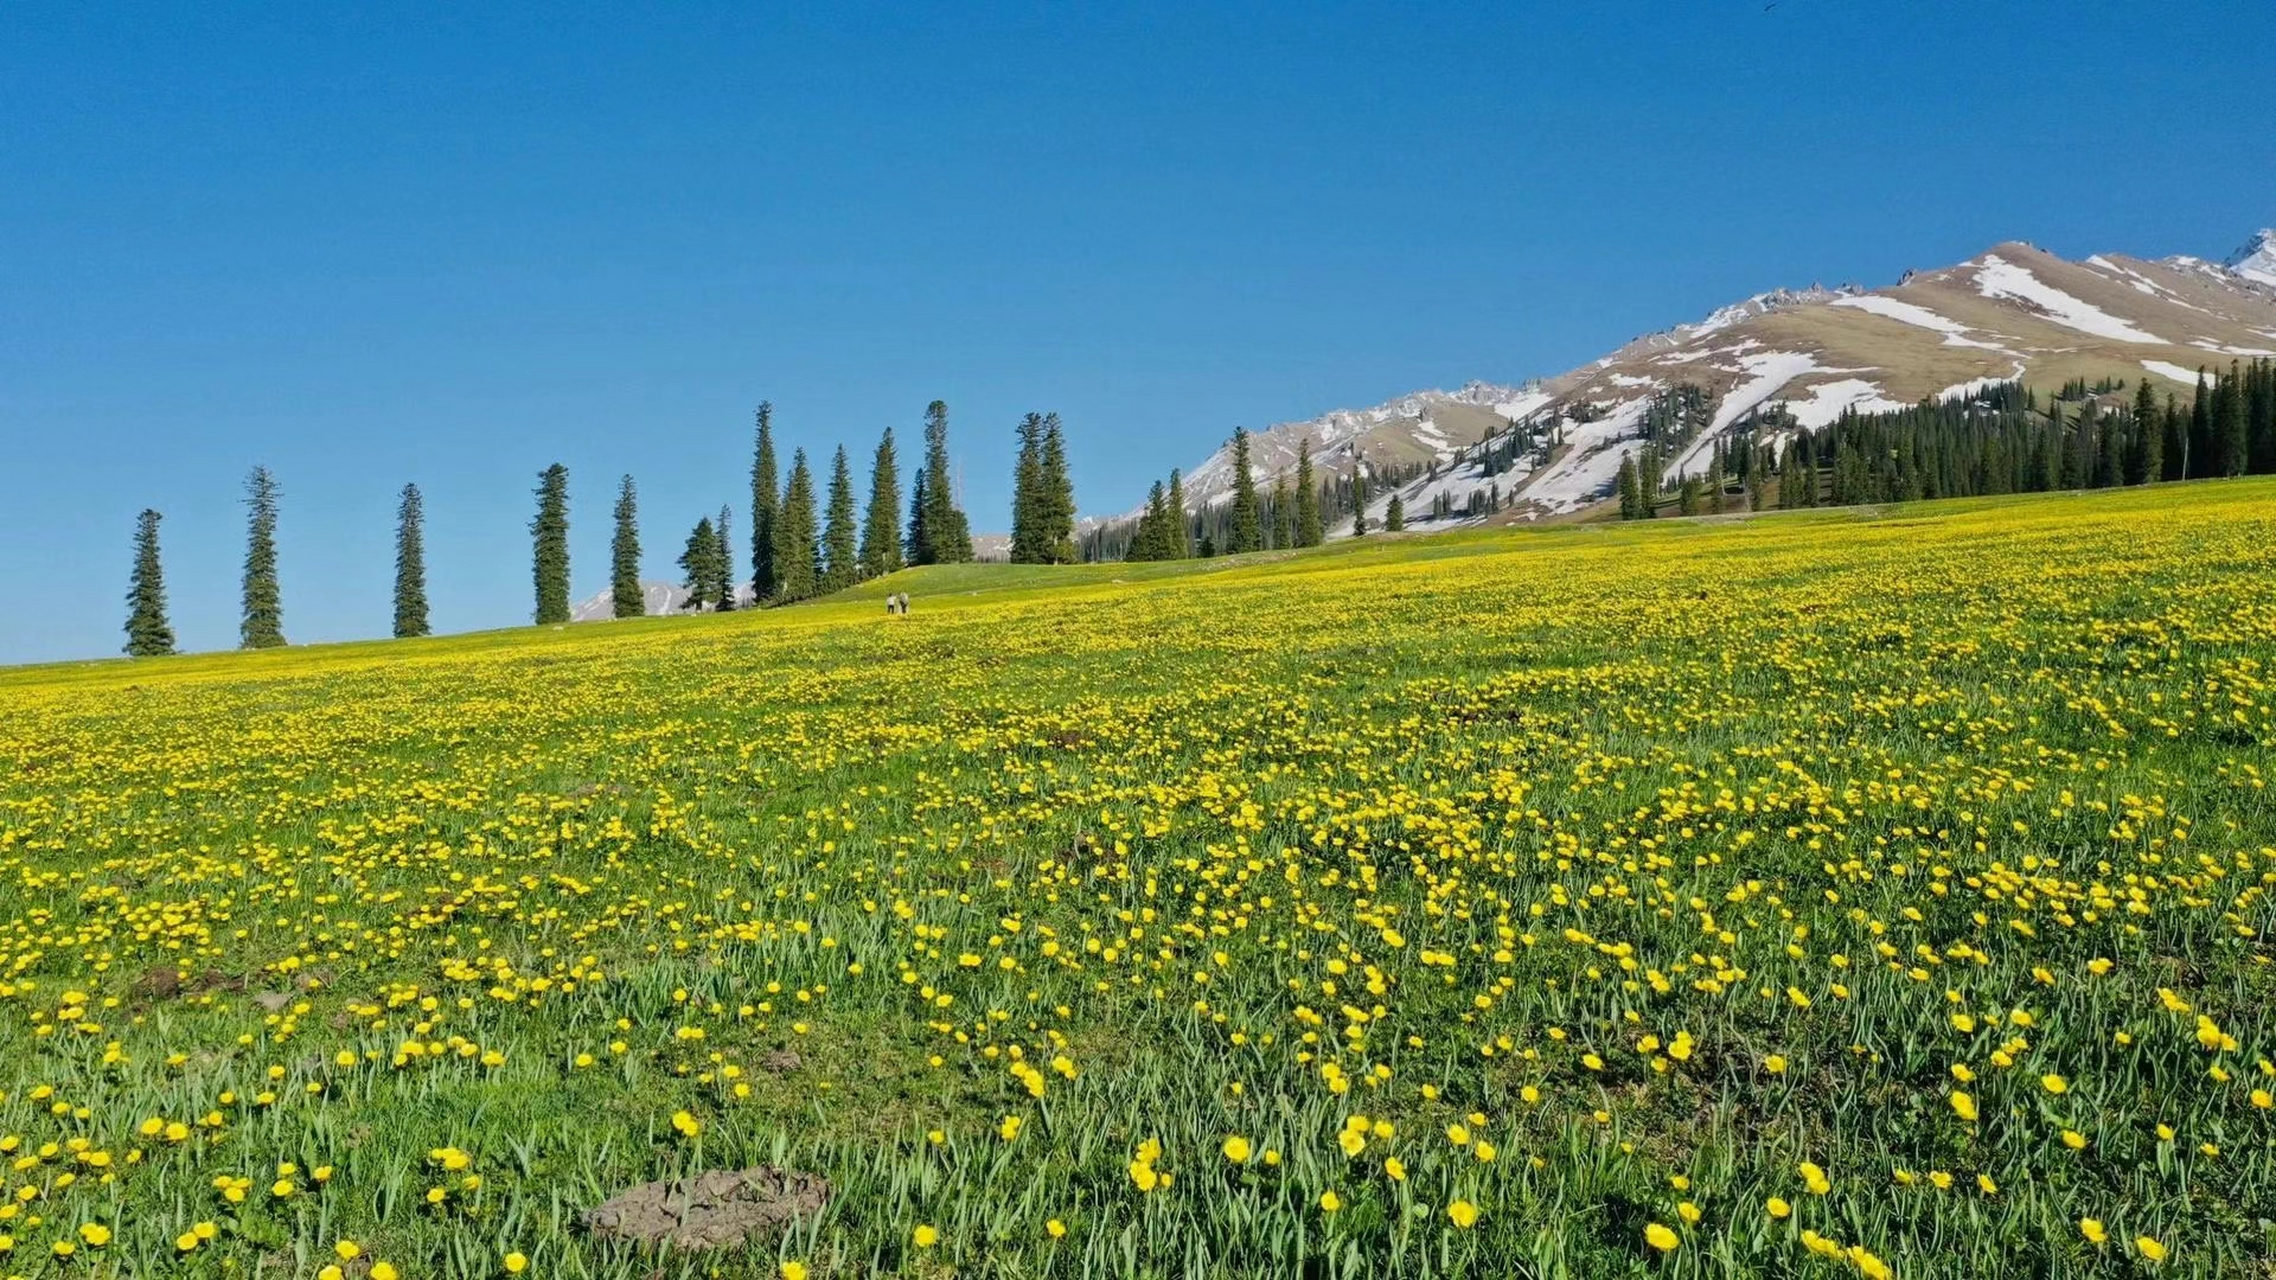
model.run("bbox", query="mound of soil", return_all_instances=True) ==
[583,1166,830,1249]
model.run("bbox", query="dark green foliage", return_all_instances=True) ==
[394,483,430,638]
[1039,414,1076,563]
[909,401,973,565]
[1166,471,1190,559]
[611,475,644,619]
[239,465,285,648]
[822,446,859,592]
[750,403,780,601]
[1295,441,1322,547]
[531,463,571,624]
[1384,493,1404,532]
[1617,455,1640,519]
[774,449,821,601]
[1226,429,1262,554]
[1129,481,1172,561]
[860,428,904,580]
[1351,463,1369,537]
[678,518,723,611]
[2215,361,2250,477]
[124,509,175,657]
[713,506,736,611]
[1271,477,1292,550]
[1678,474,1702,516]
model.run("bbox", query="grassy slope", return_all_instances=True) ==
[0,480,2272,1278]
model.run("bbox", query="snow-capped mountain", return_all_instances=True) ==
[571,580,755,621]
[1138,224,2276,533]
[2225,228,2276,289]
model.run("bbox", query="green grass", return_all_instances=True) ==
[0,479,2272,1278]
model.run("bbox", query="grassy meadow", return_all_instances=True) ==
[2,480,2274,1278]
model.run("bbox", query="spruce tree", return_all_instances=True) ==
[1166,470,1191,559]
[1295,441,1323,546]
[394,483,430,638]
[822,446,859,591]
[1010,413,1047,563]
[531,463,571,624]
[2129,379,2162,484]
[1384,492,1405,532]
[1226,428,1262,553]
[905,467,932,567]
[750,403,780,601]
[1617,455,1640,519]
[611,475,644,618]
[679,518,719,610]
[1040,414,1075,562]
[1351,462,1370,536]
[239,465,285,648]
[1271,477,1293,548]
[2216,361,2249,476]
[713,506,736,610]
[914,400,973,563]
[124,509,175,657]
[1132,482,1169,561]
[861,427,904,579]
[774,449,821,601]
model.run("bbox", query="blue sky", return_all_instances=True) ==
[4,2,2270,664]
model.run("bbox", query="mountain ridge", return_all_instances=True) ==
[1132,226,2276,533]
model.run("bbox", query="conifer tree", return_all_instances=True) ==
[531,463,571,624]
[239,465,284,648]
[1351,462,1370,536]
[905,467,932,567]
[713,506,736,610]
[2129,379,2162,484]
[1132,481,1170,561]
[774,449,821,601]
[1271,477,1292,549]
[124,509,175,657]
[1010,413,1047,563]
[678,518,720,610]
[1039,414,1076,562]
[1226,428,1262,553]
[1617,455,1640,519]
[861,427,904,579]
[1295,441,1323,546]
[2216,361,2249,476]
[913,401,973,563]
[611,475,644,618]
[393,483,430,638]
[2187,371,2211,479]
[1166,470,1191,559]
[1384,492,1405,532]
[750,403,780,601]
[822,446,859,591]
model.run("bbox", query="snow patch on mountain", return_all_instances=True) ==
[1785,379,1912,429]
[1832,294,2009,350]
[2141,360,2207,386]
[1973,255,2166,344]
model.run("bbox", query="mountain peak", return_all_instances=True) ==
[2224,227,2276,288]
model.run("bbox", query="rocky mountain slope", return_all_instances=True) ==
[1152,226,2276,531]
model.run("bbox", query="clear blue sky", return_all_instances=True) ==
[4,2,2270,664]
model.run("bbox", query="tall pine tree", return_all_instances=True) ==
[1166,470,1190,559]
[124,509,175,657]
[239,465,284,648]
[2216,361,2250,476]
[1040,414,1076,563]
[822,446,859,591]
[1226,428,1262,553]
[1294,441,1322,547]
[679,518,720,610]
[611,475,644,618]
[861,427,904,579]
[1010,413,1047,563]
[1384,492,1405,532]
[750,402,780,601]
[1350,461,1370,536]
[713,506,736,610]
[531,463,571,624]
[393,483,430,638]
[1271,476,1292,549]
[774,449,821,601]
[913,400,973,563]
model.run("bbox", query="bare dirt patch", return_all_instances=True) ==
[583,1166,830,1249]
